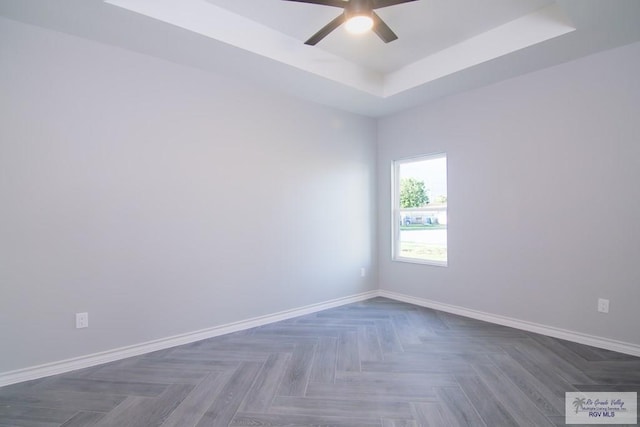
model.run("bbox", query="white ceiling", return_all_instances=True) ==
[1,0,640,117]
[203,0,555,73]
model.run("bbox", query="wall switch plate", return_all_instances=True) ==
[597,298,609,313]
[76,312,89,328]
[360,267,366,277]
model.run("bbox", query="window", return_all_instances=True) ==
[392,154,447,266]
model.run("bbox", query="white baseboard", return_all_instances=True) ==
[379,289,640,358]
[0,290,378,387]
[3,289,638,387]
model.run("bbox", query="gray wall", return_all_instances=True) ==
[2,14,639,376]
[378,41,640,346]
[0,17,377,373]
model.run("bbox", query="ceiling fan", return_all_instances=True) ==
[283,0,418,46]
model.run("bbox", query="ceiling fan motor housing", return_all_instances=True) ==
[345,0,374,20]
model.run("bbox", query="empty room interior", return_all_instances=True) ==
[1,0,640,426]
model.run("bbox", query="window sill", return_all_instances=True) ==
[393,256,448,267]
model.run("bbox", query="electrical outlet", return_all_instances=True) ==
[597,298,609,314]
[76,312,89,328]
[360,267,366,277]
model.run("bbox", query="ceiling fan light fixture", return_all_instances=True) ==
[283,0,412,45]
[345,15,374,34]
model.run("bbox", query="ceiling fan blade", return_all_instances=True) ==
[372,12,398,43]
[282,0,347,8]
[373,0,418,9]
[305,14,346,45]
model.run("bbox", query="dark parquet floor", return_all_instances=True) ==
[1,297,639,426]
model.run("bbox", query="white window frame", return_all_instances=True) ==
[392,153,448,267]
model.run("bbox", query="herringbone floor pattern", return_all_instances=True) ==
[1,298,639,426]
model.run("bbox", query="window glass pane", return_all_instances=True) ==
[394,155,447,265]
